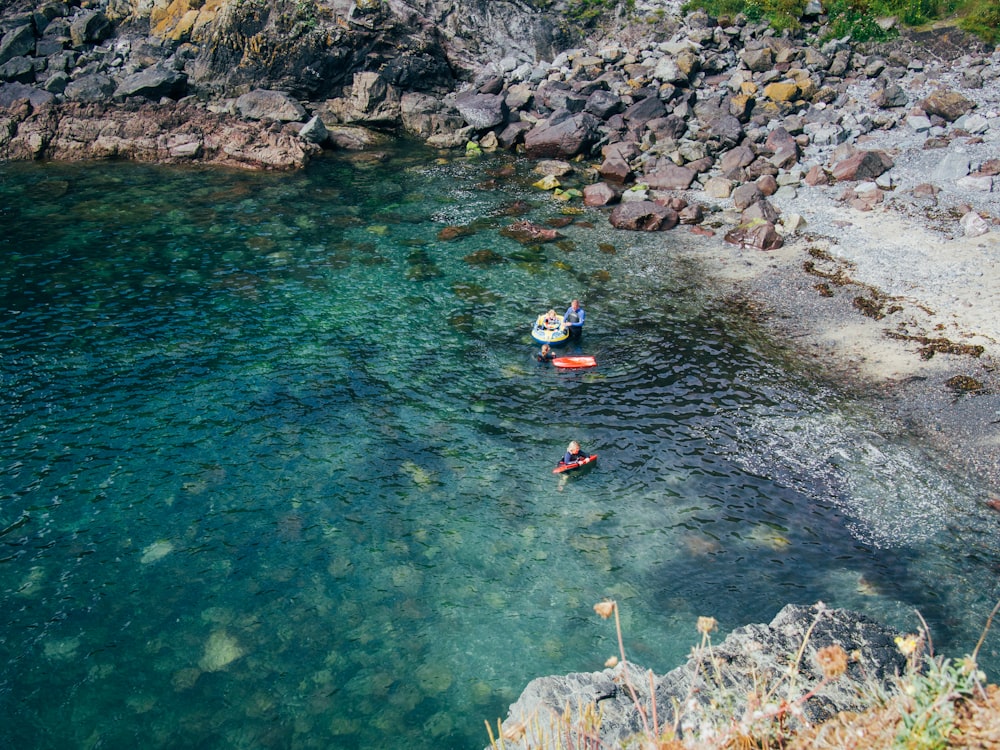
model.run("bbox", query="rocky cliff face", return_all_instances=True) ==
[494,603,908,749]
[103,0,568,99]
[0,0,597,166]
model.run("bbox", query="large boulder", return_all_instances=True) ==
[115,65,188,102]
[831,149,894,182]
[0,81,54,108]
[623,95,667,129]
[0,55,36,84]
[706,112,745,149]
[399,92,465,139]
[235,89,307,122]
[609,201,679,231]
[64,73,117,103]
[725,219,784,250]
[765,126,800,168]
[523,112,600,159]
[69,10,112,48]
[643,164,696,190]
[583,181,621,207]
[454,90,507,130]
[585,89,624,119]
[298,115,329,145]
[346,71,401,125]
[0,23,35,66]
[598,155,632,184]
[493,604,905,749]
[720,144,757,176]
[732,182,764,210]
[919,88,976,122]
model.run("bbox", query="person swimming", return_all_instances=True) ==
[562,440,586,465]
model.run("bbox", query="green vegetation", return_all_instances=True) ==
[487,600,1000,750]
[565,0,636,24]
[681,0,1000,43]
[958,0,1000,43]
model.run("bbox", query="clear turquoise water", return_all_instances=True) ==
[2,148,998,749]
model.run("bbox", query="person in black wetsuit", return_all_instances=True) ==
[537,344,555,362]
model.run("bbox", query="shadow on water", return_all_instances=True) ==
[1,151,999,750]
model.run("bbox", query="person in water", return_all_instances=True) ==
[564,299,585,340]
[563,440,587,465]
[537,344,555,362]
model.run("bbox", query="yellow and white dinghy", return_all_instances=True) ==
[531,312,569,346]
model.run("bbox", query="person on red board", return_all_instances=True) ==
[562,440,587,466]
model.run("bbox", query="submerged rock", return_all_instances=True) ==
[140,540,174,564]
[199,630,244,672]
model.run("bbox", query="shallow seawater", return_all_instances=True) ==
[1,148,998,749]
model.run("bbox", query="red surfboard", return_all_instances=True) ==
[552,356,597,369]
[553,454,598,474]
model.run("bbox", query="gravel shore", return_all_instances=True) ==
[686,128,1000,493]
[656,23,1000,493]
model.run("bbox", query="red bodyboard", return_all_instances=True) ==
[552,356,596,369]
[553,454,598,474]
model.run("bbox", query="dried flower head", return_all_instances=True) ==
[895,635,920,657]
[594,601,616,619]
[605,655,619,668]
[697,616,718,635]
[815,644,849,679]
[502,720,526,742]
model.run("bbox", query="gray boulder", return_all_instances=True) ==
[64,73,116,102]
[0,81,54,108]
[523,112,600,159]
[643,164,696,190]
[454,90,507,130]
[0,56,36,84]
[345,71,400,124]
[114,64,187,101]
[298,115,329,145]
[236,89,307,122]
[0,23,35,66]
[931,152,971,183]
[585,89,624,119]
[609,200,679,230]
[706,112,745,149]
[69,10,112,49]
[494,604,904,749]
